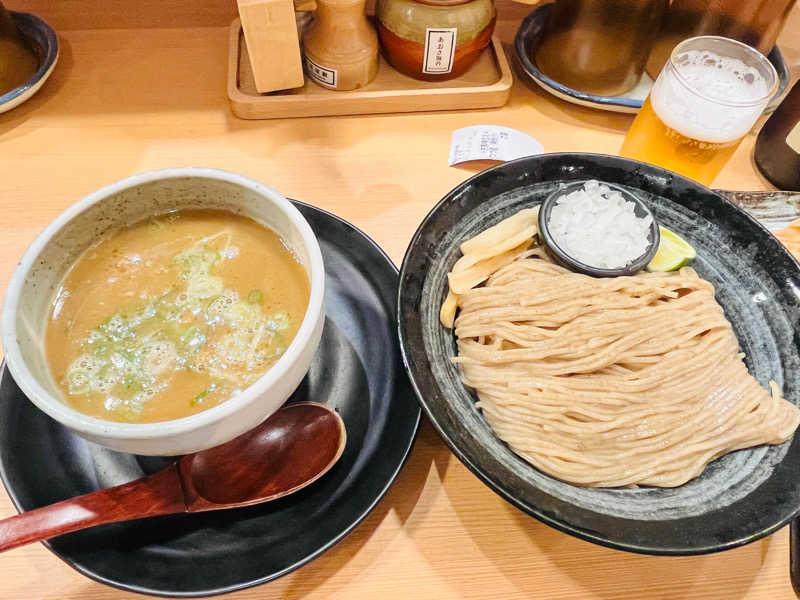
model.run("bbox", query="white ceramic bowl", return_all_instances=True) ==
[1,168,325,456]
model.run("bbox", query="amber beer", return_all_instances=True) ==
[620,36,778,186]
[622,98,743,185]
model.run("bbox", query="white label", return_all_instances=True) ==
[304,56,337,88]
[448,126,544,166]
[423,28,457,74]
[787,121,800,154]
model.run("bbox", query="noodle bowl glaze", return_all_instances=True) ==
[398,153,800,553]
[438,197,799,488]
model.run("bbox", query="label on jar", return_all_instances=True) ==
[423,28,457,75]
[787,121,800,154]
[304,56,338,89]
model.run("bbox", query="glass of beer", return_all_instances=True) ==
[620,36,778,186]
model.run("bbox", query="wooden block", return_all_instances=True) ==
[237,0,305,93]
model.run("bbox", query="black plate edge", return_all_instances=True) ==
[396,152,800,556]
[0,199,422,597]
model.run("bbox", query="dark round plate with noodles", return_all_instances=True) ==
[397,153,800,555]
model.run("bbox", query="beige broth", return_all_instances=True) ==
[45,209,310,423]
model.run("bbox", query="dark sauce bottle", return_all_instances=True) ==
[645,0,796,79]
[755,82,800,192]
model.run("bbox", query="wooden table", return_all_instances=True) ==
[0,1,798,598]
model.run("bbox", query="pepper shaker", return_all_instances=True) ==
[303,0,379,91]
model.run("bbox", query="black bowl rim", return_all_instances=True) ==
[397,151,800,556]
[537,180,661,277]
[0,12,59,108]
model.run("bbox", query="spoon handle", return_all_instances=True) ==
[0,463,186,553]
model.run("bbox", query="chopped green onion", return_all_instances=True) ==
[67,370,91,395]
[180,325,200,346]
[92,343,112,359]
[173,245,220,275]
[268,312,289,331]
[247,289,263,305]
[191,386,210,406]
[113,399,144,421]
[187,274,223,299]
[123,376,143,393]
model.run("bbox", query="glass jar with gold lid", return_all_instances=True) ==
[375,0,496,81]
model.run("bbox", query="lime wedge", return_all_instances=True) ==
[646,227,697,272]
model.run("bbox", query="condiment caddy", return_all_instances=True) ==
[227,16,511,119]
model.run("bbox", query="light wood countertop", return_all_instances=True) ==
[0,1,799,598]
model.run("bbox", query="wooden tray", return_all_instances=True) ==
[227,18,513,119]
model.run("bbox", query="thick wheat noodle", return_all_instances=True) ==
[450,253,800,487]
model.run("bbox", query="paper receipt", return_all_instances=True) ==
[448,125,544,166]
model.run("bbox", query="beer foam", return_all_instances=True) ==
[651,50,770,144]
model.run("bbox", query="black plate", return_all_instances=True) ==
[397,153,800,555]
[0,201,421,597]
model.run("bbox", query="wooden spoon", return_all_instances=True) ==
[0,401,345,553]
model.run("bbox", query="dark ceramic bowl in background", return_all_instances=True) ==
[538,180,660,277]
[513,3,790,114]
[0,12,59,114]
[398,152,800,555]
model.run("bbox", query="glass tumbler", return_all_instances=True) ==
[620,35,778,186]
